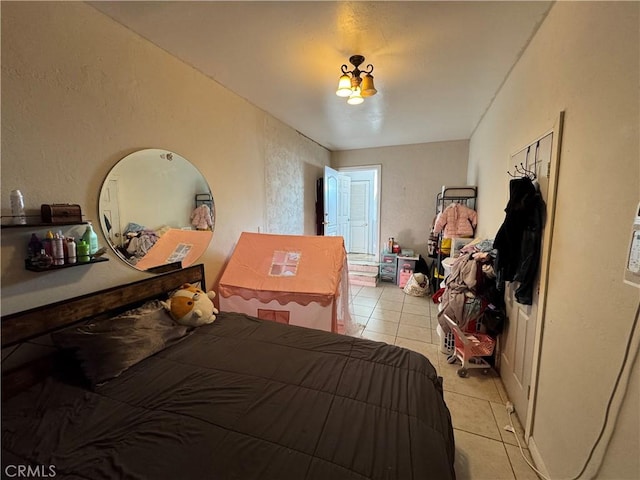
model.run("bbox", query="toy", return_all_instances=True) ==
[162,283,218,327]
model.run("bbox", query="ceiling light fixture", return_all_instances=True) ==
[336,55,377,105]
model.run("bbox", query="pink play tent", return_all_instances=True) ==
[219,232,355,334]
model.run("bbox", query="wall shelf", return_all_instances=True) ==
[1,220,89,229]
[25,256,108,272]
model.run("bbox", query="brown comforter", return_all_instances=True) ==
[2,312,455,479]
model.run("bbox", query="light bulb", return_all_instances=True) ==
[347,87,364,105]
[336,74,352,97]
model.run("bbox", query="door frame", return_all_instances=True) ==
[522,111,565,439]
[336,165,381,260]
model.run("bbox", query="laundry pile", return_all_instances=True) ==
[434,239,505,337]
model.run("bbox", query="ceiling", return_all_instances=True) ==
[90,1,553,151]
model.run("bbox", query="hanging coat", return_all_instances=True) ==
[433,203,477,238]
[493,177,545,305]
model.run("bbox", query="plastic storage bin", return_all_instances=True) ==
[398,263,414,288]
[441,256,455,279]
[379,253,397,283]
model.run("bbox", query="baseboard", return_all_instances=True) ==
[528,435,551,479]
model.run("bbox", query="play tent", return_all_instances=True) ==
[219,232,355,334]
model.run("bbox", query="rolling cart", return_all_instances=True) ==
[442,313,495,378]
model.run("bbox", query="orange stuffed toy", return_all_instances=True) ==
[162,283,218,327]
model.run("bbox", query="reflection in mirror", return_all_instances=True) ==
[99,149,214,272]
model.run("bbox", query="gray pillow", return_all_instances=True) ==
[52,300,190,386]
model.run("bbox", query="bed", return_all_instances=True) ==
[1,265,456,479]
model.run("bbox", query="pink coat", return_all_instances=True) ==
[433,203,477,238]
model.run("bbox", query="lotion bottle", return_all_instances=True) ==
[67,237,77,264]
[77,240,90,263]
[82,223,99,255]
[52,232,64,265]
[43,230,54,257]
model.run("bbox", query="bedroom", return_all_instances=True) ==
[1,2,638,479]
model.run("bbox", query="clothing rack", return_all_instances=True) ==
[195,193,214,210]
[436,186,477,213]
[432,186,478,291]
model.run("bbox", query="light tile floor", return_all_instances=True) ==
[349,282,541,480]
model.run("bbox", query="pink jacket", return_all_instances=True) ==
[433,203,477,238]
[191,204,213,230]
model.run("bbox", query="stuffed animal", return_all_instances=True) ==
[161,283,218,327]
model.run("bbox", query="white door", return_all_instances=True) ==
[338,174,351,248]
[500,128,559,429]
[324,166,352,245]
[349,181,370,253]
[339,166,381,257]
[99,178,123,247]
[323,166,339,237]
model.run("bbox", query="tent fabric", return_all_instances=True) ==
[219,232,355,334]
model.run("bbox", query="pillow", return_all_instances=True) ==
[52,300,190,387]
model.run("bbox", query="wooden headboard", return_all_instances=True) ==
[1,264,206,398]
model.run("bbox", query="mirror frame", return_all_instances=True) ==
[99,149,214,272]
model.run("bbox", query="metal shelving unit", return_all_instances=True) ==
[432,186,477,288]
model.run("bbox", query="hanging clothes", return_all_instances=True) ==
[433,203,477,238]
[493,177,545,305]
[191,204,213,230]
[437,253,478,331]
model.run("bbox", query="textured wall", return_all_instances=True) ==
[467,2,639,478]
[0,2,329,316]
[332,140,470,258]
[264,118,328,235]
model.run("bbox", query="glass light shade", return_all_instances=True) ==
[361,74,377,97]
[336,74,353,97]
[347,87,364,105]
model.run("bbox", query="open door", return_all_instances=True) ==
[342,166,380,257]
[323,166,351,248]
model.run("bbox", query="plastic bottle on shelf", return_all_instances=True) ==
[77,240,90,263]
[66,237,77,264]
[82,223,99,255]
[52,232,64,265]
[10,190,26,225]
[27,233,42,259]
[43,230,54,257]
[58,230,68,263]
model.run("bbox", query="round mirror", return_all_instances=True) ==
[99,149,214,272]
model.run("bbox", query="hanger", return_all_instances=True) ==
[507,144,537,180]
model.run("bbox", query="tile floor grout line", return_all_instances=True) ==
[453,427,507,445]
[354,283,531,478]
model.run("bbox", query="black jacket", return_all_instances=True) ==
[494,177,545,305]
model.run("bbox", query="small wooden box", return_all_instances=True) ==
[41,204,83,224]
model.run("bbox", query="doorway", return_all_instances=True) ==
[323,165,381,260]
